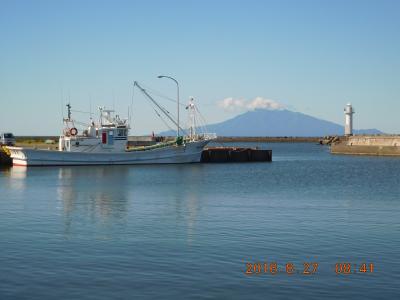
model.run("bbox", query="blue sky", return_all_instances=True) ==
[1,0,399,135]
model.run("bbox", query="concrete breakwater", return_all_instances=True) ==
[331,136,400,156]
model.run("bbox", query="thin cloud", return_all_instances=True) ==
[218,97,285,111]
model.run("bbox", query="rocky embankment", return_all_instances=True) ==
[319,136,341,145]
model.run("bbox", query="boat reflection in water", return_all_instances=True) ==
[165,165,204,246]
[56,164,206,243]
[57,166,130,237]
[3,162,207,244]
[1,165,28,191]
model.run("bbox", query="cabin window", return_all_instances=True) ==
[108,131,114,145]
[118,129,126,137]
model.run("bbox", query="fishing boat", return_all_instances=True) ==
[8,82,216,166]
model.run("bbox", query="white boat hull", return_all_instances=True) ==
[8,140,210,166]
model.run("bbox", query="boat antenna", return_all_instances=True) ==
[60,87,64,118]
[66,103,72,121]
[89,93,93,120]
[112,89,115,111]
[129,83,135,129]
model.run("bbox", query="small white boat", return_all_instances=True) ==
[8,84,216,166]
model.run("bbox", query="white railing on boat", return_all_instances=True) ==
[201,133,217,140]
[184,133,217,141]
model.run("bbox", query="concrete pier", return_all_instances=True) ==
[331,135,400,156]
[201,147,272,163]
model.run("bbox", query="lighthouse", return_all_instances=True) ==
[344,103,354,136]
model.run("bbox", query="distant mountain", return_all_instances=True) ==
[160,109,382,137]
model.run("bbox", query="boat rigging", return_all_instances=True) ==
[133,81,186,136]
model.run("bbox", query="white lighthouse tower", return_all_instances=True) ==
[344,103,354,136]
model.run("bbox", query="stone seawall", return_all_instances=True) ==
[344,136,400,146]
[331,135,400,156]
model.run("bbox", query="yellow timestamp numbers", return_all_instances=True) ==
[244,262,375,275]
[245,262,318,275]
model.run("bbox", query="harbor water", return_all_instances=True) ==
[0,143,399,299]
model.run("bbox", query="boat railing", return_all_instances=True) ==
[126,140,176,152]
[184,133,217,142]
[200,133,217,140]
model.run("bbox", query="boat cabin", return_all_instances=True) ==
[59,107,129,153]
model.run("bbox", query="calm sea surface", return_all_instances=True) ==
[1,143,399,299]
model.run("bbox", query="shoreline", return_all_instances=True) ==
[13,136,323,144]
[215,136,321,143]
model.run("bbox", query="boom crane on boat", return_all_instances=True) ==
[133,81,185,135]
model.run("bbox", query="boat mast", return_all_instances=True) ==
[187,97,196,140]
